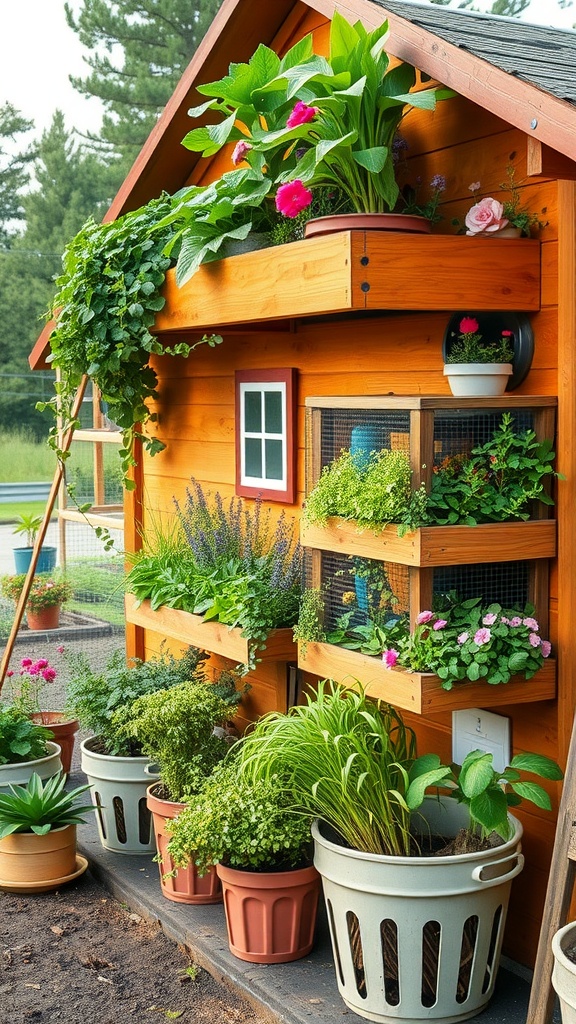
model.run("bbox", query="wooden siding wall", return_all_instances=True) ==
[126,8,566,967]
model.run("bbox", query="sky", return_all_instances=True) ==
[0,0,574,147]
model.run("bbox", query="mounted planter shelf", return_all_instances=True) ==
[124,594,296,665]
[301,518,557,567]
[299,641,556,715]
[153,233,541,334]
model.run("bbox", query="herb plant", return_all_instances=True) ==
[0,706,53,765]
[166,759,313,875]
[303,448,413,528]
[0,772,94,839]
[12,514,43,547]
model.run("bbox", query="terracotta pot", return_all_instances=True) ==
[26,605,61,631]
[31,713,79,775]
[146,784,222,904]
[0,823,88,894]
[216,861,320,964]
[304,212,432,238]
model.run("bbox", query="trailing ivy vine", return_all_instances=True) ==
[39,194,222,490]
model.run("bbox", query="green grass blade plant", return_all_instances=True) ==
[0,772,94,839]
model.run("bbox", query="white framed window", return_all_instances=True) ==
[235,369,296,502]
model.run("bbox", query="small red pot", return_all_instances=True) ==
[31,713,79,776]
[26,606,60,631]
[146,784,222,905]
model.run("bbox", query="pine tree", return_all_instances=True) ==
[65,0,224,177]
[0,104,35,247]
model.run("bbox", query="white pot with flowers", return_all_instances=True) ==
[443,315,514,397]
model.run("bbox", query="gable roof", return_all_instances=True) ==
[30,0,576,369]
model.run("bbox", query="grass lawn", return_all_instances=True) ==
[0,502,57,523]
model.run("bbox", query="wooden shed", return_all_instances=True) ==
[30,0,576,969]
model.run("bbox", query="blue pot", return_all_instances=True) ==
[13,547,57,575]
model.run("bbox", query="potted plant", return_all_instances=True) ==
[238,681,562,1022]
[166,759,320,964]
[0,772,93,893]
[0,704,62,792]
[443,315,514,396]
[116,669,243,903]
[0,572,73,631]
[12,513,57,575]
[552,922,576,1024]
[66,645,209,855]
[4,652,79,775]
[124,479,301,671]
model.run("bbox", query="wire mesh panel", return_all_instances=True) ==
[307,408,411,493]
[432,409,533,467]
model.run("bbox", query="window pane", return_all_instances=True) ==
[245,438,262,478]
[244,391,262,432]
[264,390,283,434]
[265,439,283,480]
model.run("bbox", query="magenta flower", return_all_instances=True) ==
[457,632,469,645]
[6,670,13,678]
[286,101,318,128]
[275,180,313,218]
[474,627,491,646]
[459,316,479,335]
[416,610,434,625]
[36,659,49,669]
[382,648,399,669]
[231,140,253,166]
[433,619,447,631]
[541,640,552,658]
[523,617,539,631]
[21,658,33,667]
[482,613,497,626]
[529,632,541,648]
[56,645,65,654]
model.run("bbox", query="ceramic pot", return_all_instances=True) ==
[552,922,576,1024]
[216,861,320,964]
[31,713,79,775]
[81,736,159,855]
[0,740,62,794]
[26,605,61,631]
[0,823,88,894]
[13,546,57,575]
[443,361,513,397]
[304,212,432,238]
[312,797,524,1023]
[146,784,222,904]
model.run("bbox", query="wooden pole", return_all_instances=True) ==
[0,375,89,689]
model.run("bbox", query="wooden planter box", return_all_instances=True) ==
[125,595,296,665]
[299,640,556,715]
[154,233,541,334]
[300,518,557,567]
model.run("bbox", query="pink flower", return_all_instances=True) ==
[510,617,522,627]
[459,316,479,334]
[474,627,491,645]
[482,613,497,626]
[416,610,434,625]
[36,659,49,669]
[468,181,481,192]
[465,197,509,235]
[383,649,399,668]
[286,101,318,128]
[21,658,32,667]
[56,645,65,654]
[502,330,513,337]
[275,179,313,218]
[500,616,510,625]
[433,619,447,631]
[529,632,541,648]
[42,668,56,682]
[457,632,469,645]
[231,140,253,166]
[6,670,13,678]
[523,617,539,631]
[541,640,552,658]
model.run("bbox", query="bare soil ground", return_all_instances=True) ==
[0,871,265,1024]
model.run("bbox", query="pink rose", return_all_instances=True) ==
[459,316,478,334]
[416,610,434,625]
[382,649,399,669]
[541,640,552,658]
[286,101,318,128]
[231,140,253,166]
[465,197,509,235]
[275,180,313,218]
[474,627,491,646]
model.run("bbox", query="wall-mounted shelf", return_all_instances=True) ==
[153,232,541,334]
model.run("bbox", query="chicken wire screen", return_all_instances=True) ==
[307,408,411,493]
[432,408,534,467]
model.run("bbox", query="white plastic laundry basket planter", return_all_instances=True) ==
[312,797,524,1024]
[552,921,576,1024]
[81,736,159,855]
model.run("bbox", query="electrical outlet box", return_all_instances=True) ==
[452,709,511,773]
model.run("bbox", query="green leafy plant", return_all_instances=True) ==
[12,513,43,547]
[445,315,514,364]
[125,480,301,669]
[427,414,557,525]
[166,758,313,875]
[0,706,53,765]
[39,195,222,490]
[463,166,547,237]
[64,646,209,757]
[1,573,73,612]
[0,772,94,839]
[383,602,552,689]
[304,448,413,528]
[114,674,242,802]
[238,681,561,853]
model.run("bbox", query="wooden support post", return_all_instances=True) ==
[0,375,89,689]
